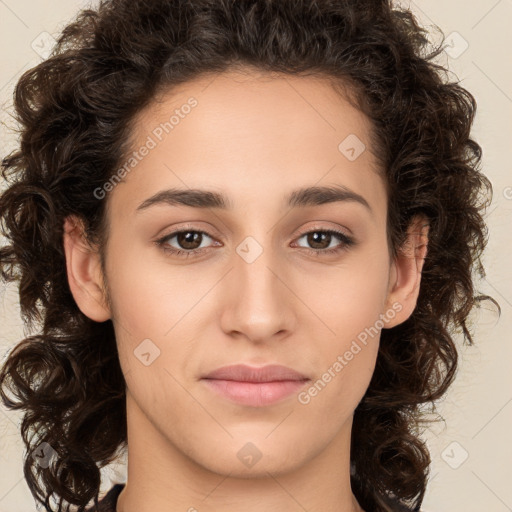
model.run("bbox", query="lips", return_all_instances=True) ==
[200,364,310,407]
[202,364,309,383]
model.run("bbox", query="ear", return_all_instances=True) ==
[383,214,429,328]
[62,215,111,322]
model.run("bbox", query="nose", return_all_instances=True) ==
[218,236,296,345]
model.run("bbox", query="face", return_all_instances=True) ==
[65,67,424,480]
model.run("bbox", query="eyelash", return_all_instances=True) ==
[155,226,355,259]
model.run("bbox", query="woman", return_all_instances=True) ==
[0,0,499,511]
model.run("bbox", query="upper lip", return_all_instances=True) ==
[202,364,309,383]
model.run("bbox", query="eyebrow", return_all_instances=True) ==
[135,184,372,214]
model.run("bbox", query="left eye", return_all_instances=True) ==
[294,229,352,251]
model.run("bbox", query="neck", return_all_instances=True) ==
[116,392,364,512]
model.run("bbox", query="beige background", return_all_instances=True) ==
[1,1,511,511]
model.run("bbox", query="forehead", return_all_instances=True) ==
[107,68,386,222]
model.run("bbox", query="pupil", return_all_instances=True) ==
[309,232,329,249]
[179,231,201,249]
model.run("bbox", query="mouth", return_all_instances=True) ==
[200,364,310,407]
[201,379,310,407]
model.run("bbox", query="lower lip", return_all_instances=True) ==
[201,379,309,407]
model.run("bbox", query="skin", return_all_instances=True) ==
[63,67,429,512]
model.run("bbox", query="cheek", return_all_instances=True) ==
[292,248,388,401]
[108,270,166,338]
[296,247,391,342]
[105,241,199,336]
[104,243,210,382]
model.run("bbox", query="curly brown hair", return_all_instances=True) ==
[0,0,500,511]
